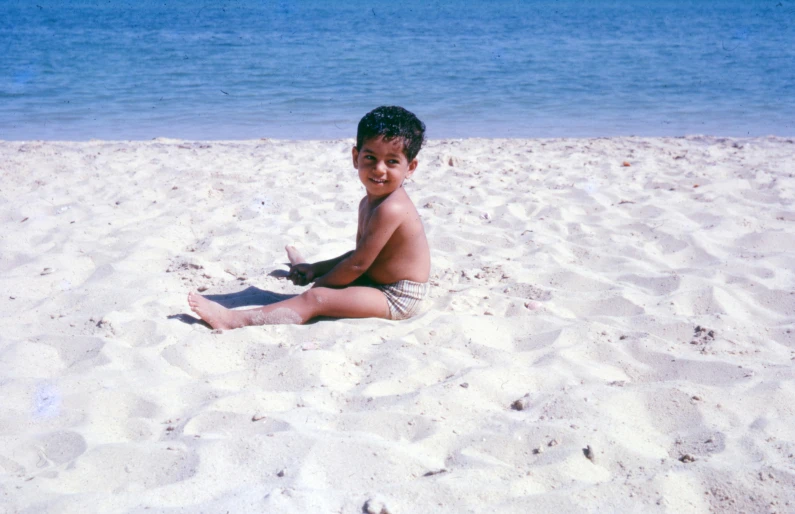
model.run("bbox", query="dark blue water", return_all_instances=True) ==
[1,0,793,140]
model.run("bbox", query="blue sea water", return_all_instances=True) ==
[1,0,793,140]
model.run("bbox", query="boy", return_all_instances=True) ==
[187,106,431,330]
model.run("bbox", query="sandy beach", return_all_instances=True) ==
[1,136,794,513]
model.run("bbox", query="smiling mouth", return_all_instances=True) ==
[370,178,386,184]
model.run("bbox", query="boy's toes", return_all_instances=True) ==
[285,245,305,266]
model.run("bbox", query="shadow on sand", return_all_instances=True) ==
[168,285,298,327]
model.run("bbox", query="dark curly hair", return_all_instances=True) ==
[356,106,426,161]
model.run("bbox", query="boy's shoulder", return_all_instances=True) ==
[362,188,417,216]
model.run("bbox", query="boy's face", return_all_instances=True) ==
[352,136,418,199]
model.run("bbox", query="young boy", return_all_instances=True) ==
[187,106,431,330]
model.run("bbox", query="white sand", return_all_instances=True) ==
[1,136,794,513]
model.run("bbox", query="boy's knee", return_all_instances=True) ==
[301,287,330,308]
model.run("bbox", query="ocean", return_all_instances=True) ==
[1,0,793,140]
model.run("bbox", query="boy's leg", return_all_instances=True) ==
[187,285,390,330]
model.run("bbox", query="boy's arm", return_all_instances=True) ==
[313,203,403,288]
[310,251,354,277]
[291,199,365,286]
[289,251,352,285]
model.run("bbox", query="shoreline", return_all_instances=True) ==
[3,134,794,143]
[2,136,794,512]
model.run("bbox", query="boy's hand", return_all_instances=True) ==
[289,263,315,286]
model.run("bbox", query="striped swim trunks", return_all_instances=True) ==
[374,280,430,321]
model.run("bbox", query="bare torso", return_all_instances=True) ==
[357,187,430,285]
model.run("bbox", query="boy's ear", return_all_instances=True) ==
[406,158,418,177]
[351,146,359,169]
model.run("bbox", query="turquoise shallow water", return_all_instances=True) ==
[1,0,793,140]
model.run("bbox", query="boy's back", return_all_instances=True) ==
[358,185,430,285]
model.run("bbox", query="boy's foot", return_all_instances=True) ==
[285,245,306,266]
[187,291,240,330]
